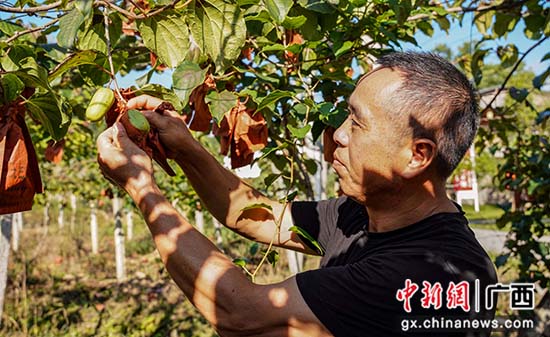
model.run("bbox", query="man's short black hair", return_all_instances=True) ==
[376,51,479,178]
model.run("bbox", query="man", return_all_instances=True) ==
[97,52,497,336]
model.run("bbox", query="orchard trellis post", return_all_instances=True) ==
[57,195,65,229]
[126,208,134,241]
[90,202,99,255]
[0,214,13,326]
[195,202,204,234]
[69,193,77,232]
[114,213,126,281]
[113,195,126,281]
[11,212,22,252]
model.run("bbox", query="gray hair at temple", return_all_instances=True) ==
[376,51,479,178]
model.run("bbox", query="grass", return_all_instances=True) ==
[461,204,510,231]
[1,202,319,337]
[462,204,506,221]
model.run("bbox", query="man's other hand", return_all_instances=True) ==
[127,95,195,159]
[97,122,155,197]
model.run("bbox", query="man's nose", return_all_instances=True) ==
[333,119,349,147]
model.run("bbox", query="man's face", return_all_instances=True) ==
[332,67,412,204]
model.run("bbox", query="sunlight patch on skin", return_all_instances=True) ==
[288,318,332,337]
[148,204,188,257]
[268,287,289,308]
[193,252,235,323]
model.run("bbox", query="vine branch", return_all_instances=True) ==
[407,0,528,22]
[97,0,191,20]
[0,0,63,13]
[480,35,549,116]
[5,17,60,44]
[102,6,125,104]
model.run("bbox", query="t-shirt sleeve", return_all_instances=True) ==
[296,258,402,337]
[290,197,346,254]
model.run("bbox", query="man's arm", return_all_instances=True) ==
[129,95,319,255]
[96,124,331,337]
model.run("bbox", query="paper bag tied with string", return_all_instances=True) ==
[0,101,43,215]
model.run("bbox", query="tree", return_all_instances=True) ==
[1,0,549,308]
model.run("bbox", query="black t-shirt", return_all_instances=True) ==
[292,197,498,337]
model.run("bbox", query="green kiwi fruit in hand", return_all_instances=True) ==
[127,109,150,133]
[86,87,115,122]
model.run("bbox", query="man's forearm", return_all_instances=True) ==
[130,184,249,330]
[173,140,283,237]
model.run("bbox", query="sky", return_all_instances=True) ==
[402,12,549,74]
[115,12,550,88]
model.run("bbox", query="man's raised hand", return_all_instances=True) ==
[97,122,155,198]
[127,95,196,160]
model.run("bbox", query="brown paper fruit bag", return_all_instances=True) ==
[0,101,43,215]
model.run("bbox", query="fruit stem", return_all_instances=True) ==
[102,5,126,104]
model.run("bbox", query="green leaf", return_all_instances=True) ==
[319,104,347,128]
[527,180,539,195]
[302,47,317,71]
[285,191,298,202]
[542,52,550,62]
[539,243,549,257]
[524,13,545,40]
[135,84,184,111]
[435,17,450,32]
[289,225,324,254]
[15,57,51,90]
[172,61,208,107]
[249,243,259,256]
[261,43,287,53]
[25,92,72,140]
[233,258,248,267]
[57,0,93,49]
[205,90,237,125]
[497,44,518,68]
[0,20,23,35]
[474,11,493,35]
[0,74,25,104]
[334,40,353,57]
[509,87,528,102]
[257,143,287,162]
[536,109,550,125]
[135,68,155,87]
[1,45,34,72]
[189,0,246,72]
[262,0,292,23]
[137,10,190,68]
[533,67,550,89]
[417,21,433,37]
[0,20,25,38]
[495,253,509,267]
[282,15,307,29]
[266,250,279,267]
[78,53,111,86]
[304,158,317,175]
[77,13,122,54]
[257,90,294,110]
[298,0,334,14]
[493,13,517,37]
[471,49,488,85]
[287,124,311,139]
[240,202,273,212]
[48,50,99,81]
[264,173,281,187]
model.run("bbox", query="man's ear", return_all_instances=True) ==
[401,138,436,179]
